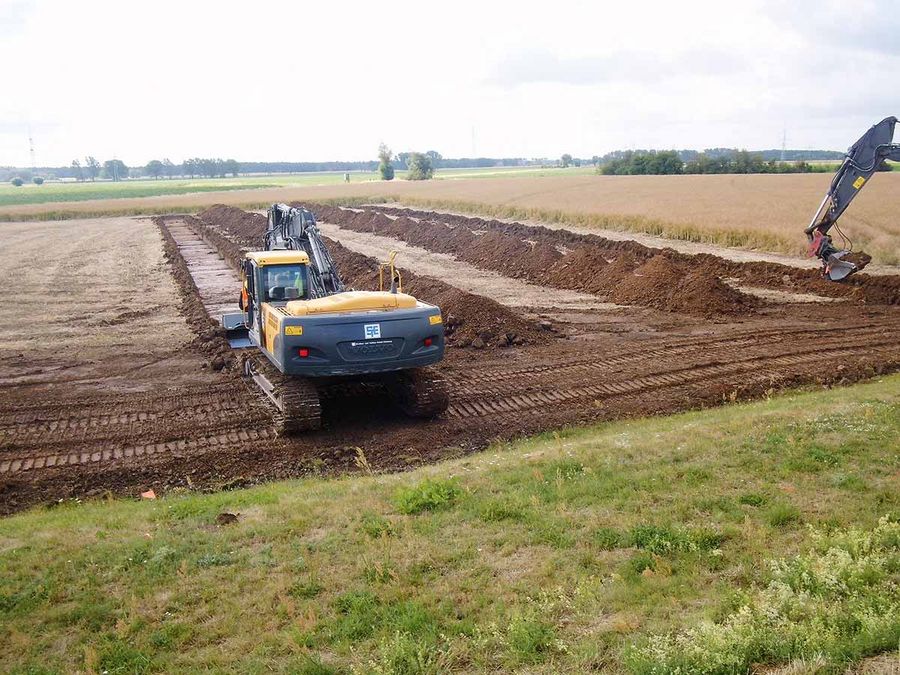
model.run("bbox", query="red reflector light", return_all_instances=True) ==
[298,348,309,358]
[424,337,433,347]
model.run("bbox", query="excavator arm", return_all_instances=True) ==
[805,116,900,281]
[264,203,345,298]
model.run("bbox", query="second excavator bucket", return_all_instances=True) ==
[823,252,859,282]
[807,231,871,281]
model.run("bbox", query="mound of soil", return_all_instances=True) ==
[407,279,543,348]
[671,269,757,316]
[611,254,755,317]
[198,205,266,243]
[611,255,684,307]
[545,246,609,290]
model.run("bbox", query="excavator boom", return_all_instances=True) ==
[264,203,345,297]
[805,116,900,281]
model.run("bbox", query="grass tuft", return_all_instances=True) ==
[507,615,561,665]
[766,503,803,528]
[593,526,625,550]
[393,478,461,515]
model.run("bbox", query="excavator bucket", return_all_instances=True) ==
[808,232,872,281]
[823,252,859,282]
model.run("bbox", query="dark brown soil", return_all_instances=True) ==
[1,207,898,516]
[610,254,757,317]
[156,215,237,370]
[305,205,757,316]
[309,204,899,307]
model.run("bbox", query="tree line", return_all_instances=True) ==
[596,148,844,163]
[3,154,539,183]
[597,149,827,175]
[4,144,860,185]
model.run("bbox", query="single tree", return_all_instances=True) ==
[223,159,239,177]
[561,153,573,168]
[425,150,442,169]
[406,152,434,180]
[203,158,220,178]
[32,176,44,185]
[378,143,394,181]
[103,159,128,181]
[145,159,164,179]
[10,177,23,187]
[71,159,84,181]
[162,158,175,178]
[85,156,101,181]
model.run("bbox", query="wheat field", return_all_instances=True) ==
[2,172,898,262]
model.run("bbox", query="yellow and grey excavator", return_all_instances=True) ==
[805,116,899,281]
[222,204,449,434]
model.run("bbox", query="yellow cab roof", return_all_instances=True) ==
[245,250,310,265]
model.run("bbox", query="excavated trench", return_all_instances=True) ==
[307,204,900,309]
[1,206,898,514]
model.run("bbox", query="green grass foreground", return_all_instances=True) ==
[1,376,899,673]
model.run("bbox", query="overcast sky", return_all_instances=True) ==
[2,0,897,166]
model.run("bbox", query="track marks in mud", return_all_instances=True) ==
[0,427,276,476]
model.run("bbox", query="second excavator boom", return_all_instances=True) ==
[805,116,900,281]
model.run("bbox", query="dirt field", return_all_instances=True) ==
[1,207,898,514]
[2,173,898,262]
[0,217,198,387]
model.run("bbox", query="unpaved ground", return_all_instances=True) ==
[1,208,898,515]
[316,204,899,308]
[0,217,205,391]
[316,221,614,313]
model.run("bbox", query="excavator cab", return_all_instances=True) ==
[263,264,308,302]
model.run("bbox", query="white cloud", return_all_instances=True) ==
[0,0,897,167]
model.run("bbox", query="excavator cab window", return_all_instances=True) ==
[262,264,309,303]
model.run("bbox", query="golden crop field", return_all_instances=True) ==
[2,172,898,262]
